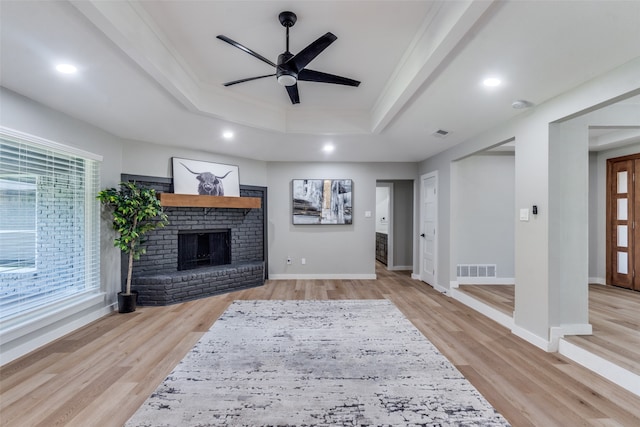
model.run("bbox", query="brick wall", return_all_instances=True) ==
[121,176,266,305]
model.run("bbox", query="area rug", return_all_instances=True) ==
[126,300,510,426]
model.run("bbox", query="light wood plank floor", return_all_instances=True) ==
[458,283,640,377]
[2,268,640,427]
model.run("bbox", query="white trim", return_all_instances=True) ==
[450,280,459,288]
[588,277,606,285]
[0,292,106,342]
[456,277,515,285]
[0,296,113,365]
[559,339,640,397]
[450,288,514,329]
[269,274,377,280]
[433,282,448,294]
[411,273,421,280]
[511,324,552,351]
[0,126,103,161]
[387,265,413,271]
[549,323,593,352]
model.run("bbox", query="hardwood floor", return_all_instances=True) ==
[458,283,640,377]
[2,268,639,427]
[458,284,515,316]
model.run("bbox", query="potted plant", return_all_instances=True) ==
[97,181,169,313]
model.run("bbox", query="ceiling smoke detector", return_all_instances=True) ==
[432,129,450,138]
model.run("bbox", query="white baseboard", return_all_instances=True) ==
[433,283,448,294]
[511,324,552,351]
[559,339,640,397]
[1,302,114,365]
[268,273,377,280]
[450,288,514,329]
[413,276,447,293]
[589,277,606,285]
[549,323,593,352]
[456,277,515,285]
[387,265,412,271]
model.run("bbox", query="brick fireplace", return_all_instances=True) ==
[121,175,267,306]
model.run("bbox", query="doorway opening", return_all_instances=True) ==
[376,180,414,271]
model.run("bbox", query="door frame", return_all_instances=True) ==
[419,171,438,287]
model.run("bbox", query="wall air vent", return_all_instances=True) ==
[433,129,450,138]
[456,264,497,278]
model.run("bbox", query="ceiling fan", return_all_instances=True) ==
[217,11,360,104]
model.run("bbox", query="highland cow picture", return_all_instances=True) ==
[172,157,240,197]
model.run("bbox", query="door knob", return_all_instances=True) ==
[420,233,425,237]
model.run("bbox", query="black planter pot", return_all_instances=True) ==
[118,291,138,313]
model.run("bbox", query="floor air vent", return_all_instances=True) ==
[457,264,497,278]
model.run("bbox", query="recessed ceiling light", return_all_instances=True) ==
[55,63,77,74]
[222,131,234,139]
[483,77,501,87]
[322,143,335,153]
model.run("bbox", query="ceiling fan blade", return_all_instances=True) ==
[285,84,300,104]
[222,74,276,87]
[298,69,360,87]
[217,35,276,68]
[288,32,337,72]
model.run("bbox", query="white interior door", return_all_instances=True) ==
[420,172,437,286]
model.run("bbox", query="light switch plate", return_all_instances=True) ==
[519,208,529,221]
[365,211,372,218]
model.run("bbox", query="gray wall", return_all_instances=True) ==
[588,152,599,280]
[267,162,417,277]
[390,180,414,269]
[418,57,640,345]
[121,139,268,187]
[453,152,515,278]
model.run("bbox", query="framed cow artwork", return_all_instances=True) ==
[172,157,240,197]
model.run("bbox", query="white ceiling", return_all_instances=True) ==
[1,0,639,162]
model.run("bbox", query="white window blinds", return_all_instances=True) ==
[0,129,101,323]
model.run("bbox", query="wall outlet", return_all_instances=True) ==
[287,257,292,265]
[301,258,306,265]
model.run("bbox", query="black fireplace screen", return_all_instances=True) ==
[178,229,231,271]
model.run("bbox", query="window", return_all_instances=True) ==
[0,128,101,323]
[0,175,36,271]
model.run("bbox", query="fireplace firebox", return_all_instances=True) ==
[178,229,231,271]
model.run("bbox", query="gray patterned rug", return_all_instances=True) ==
[126,300,510,426]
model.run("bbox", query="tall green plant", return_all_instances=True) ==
[97,182,169,295]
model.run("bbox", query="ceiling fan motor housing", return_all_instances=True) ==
[277,51,297,86]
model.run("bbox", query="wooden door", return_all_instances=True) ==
[607,154,640,291]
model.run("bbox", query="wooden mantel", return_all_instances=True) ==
[158,193,261,209]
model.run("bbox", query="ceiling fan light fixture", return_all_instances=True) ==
[277,74,297,86]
